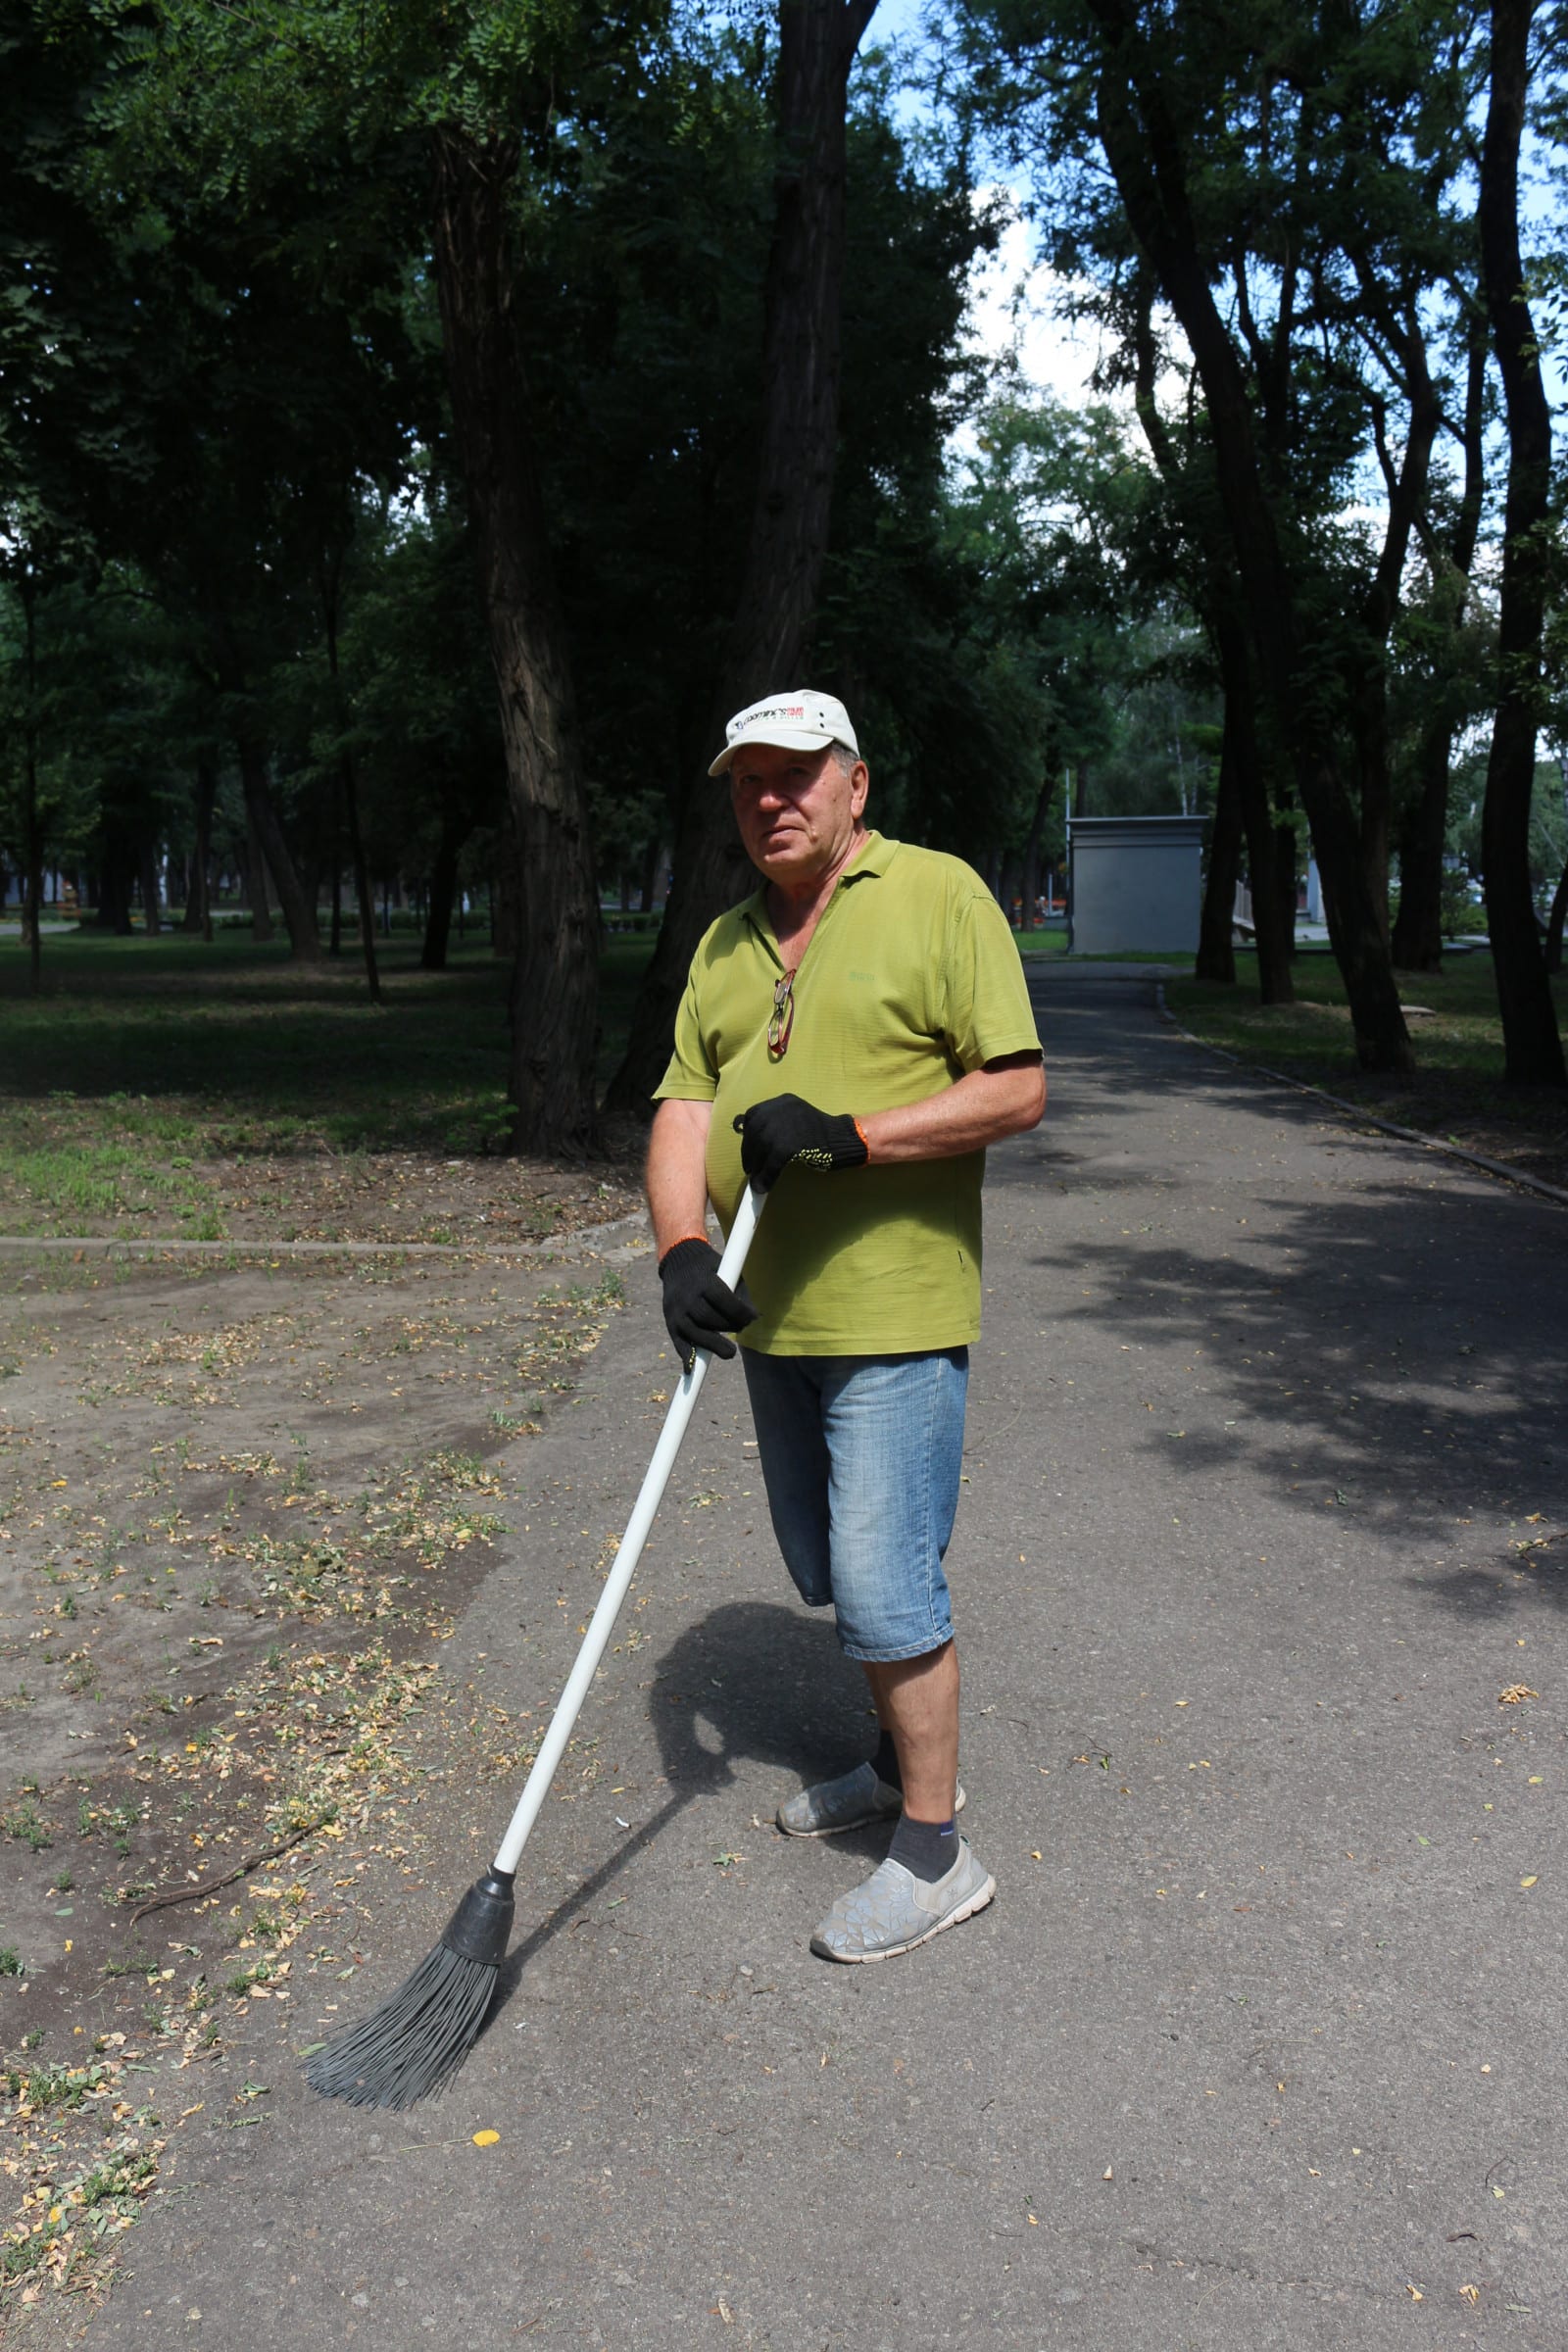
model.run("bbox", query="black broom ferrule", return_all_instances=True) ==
[439,1868,515,1968]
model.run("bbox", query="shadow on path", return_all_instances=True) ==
[484,1602,866,2026]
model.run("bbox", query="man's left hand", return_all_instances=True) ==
[733,1094,869,1190]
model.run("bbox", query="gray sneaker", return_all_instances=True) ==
[810,1837,995,1963]
[776,1762,966,1838]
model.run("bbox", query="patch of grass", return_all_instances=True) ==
[16,2062,108,2111]
[2,1799,52,1852]
[1167,950,1568,1189]
[0,1945,23,1976]
[224,1958,276,1997]
[0,930,653,1233]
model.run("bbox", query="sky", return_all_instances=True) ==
[863,0,1568,432]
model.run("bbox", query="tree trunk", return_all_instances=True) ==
[237,739,318,957]
[318,564,380,1004]
[1543,854,1568,975]
[605,0,880,1118]
[422,816,468,972]
[139,847,162,936]
[1392,713,1452,972]
[1478,0,1565,1083]
[1220,617,1292,1004]
[1196,714,1241,983]
[1130,284,1290,1004]
[244,807,273,943]
[1391,343,1486,976]
[329,764,344,956]
[1350,345,1442,938]
[19,572,42,998]
[1091,9,1412,1072]
[96,833,136,936]
[1020,774,1056,932]
[180,763,216,936]
[432,126,601,1152]
[1274,820,1298,961]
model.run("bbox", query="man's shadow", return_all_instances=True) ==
[491,1600,875,2007]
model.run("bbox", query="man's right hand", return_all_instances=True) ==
[658,1237,759,1365]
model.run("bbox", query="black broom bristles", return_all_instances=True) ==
[305,1869,514,2112]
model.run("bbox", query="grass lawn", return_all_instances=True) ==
[1167,949,1568,1192]
[0,929,657,1241]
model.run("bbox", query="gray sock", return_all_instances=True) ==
[872,1730,902,1791]
[888,1812,957,1885]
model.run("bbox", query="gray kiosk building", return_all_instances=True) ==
[1066,813,1209,956]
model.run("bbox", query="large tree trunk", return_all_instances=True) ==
[1391,343,1486,975]
[432,127,600,1152]
[96,832,135,936]
[242,810,273,943]
[1196,707,1240,983]
[236,738,319,958]
[1392,713,1452,972]
[606,0,879,1117]
[422,815,469,972]
[180,762,216,936]
[1020,773,1056,932]
[19,572,42,997]
[318,564,381,1005]
[1351,354,1441,938]
[1130,274,1290,1002]
[1478,0,1565,1083]
[1219,615,1292,1004]
[1092,8,1411,1071]
[1544,854,1568,976]
[139,846,162,936]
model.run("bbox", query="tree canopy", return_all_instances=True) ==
[3,0,1566,1120]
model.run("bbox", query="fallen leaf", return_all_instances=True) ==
[1405,2283,1423,2300]
[472,2129,500,2147]
[1498,1685,1538,1706]
[1521,1876,1538,1889]
[1459,2284,1480,2306]
[1102,2167,1113,2180]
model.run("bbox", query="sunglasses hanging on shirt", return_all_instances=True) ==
[767,967,796,1059]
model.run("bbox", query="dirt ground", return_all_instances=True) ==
[0,1129,643,1250]
[0,1176,648,2319]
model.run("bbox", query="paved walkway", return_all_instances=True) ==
[78,967,1567,2350]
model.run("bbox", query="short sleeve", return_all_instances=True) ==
[942,879,1043,1073]
[652,956,719,1103]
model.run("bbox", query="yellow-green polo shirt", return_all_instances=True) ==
[654,832,1041,1354]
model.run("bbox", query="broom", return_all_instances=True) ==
[305,1183,764,2111]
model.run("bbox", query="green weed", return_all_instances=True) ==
[3,1800,52,1851]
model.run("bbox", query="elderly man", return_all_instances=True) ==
[647,689,1045,1961]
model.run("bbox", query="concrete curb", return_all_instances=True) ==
[1156,982,1568,1211]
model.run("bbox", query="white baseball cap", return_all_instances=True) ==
[708,688,859,777]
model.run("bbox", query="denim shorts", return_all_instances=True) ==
[740,1348,969,1663]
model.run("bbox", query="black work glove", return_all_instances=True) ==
[658,1237,758,1366]
[732,1093,869,1191]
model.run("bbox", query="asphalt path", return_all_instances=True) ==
[76,964,1568,2352]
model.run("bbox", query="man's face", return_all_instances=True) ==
[729,741,869,891]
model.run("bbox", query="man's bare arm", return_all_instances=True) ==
[645,1098,715,1255]
[857,1052,1045,1166]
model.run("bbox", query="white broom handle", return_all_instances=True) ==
[492,1183,764,1876]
